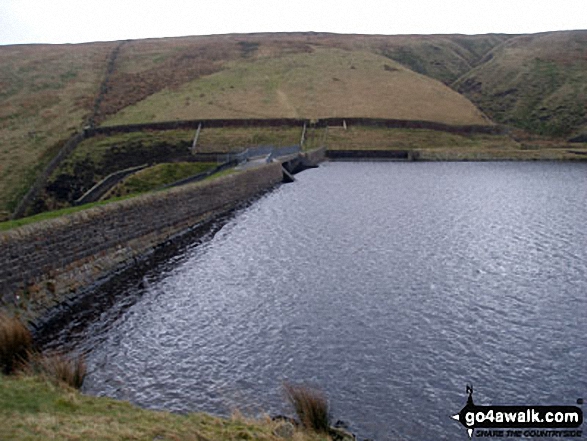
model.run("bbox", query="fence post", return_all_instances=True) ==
[321,127,329,149]
[191,122,202,154]
[300,121,307,148]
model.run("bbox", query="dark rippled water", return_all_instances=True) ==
[72,162,586,440]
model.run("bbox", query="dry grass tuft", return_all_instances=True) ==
[27,352,87,389]
[283,382,330,433]
[0,313,86,388]
[0,313,33,375]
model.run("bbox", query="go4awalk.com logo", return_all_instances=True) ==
[452,385,583,439]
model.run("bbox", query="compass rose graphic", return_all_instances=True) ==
[451,384,475,439]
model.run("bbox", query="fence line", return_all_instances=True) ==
[74,164,149,205]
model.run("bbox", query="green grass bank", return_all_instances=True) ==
[0,375,328,441]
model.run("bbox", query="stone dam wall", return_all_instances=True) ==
[0,162,283,322]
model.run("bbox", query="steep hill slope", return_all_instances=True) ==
[454,30,587,137]
[3,31,586,221]
[104,47,489,125]
[95,32,509,123]
[0,33,505,219]
[0,42,114,219]
[372,33,511,84]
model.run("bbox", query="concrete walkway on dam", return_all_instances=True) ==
[236,157,269,170]
[236,155,297,183]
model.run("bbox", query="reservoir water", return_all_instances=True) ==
[62,162,587,440]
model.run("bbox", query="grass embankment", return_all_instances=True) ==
[0,314,325,440]
[106,162,217,198]
[322,126,587,160]
[196,127,302,153]
[0,315,333,441]
[0,376,329,441]
[0,196,136,231]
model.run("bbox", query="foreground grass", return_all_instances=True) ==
[0,313,32,375]
[284,383,330,434]
[0,375,327,441]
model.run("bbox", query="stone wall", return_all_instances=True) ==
[12,132,86,219]
[326,150,410,160]
[91,117,503,137]
[0,162,283,321]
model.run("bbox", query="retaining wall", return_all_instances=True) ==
[0,162,283,321]
[326,150,411,160]
[316,118,505,135]
[90,118,504,137]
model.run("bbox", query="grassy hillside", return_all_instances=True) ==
[104,47,489,125]
[454,30,587,137]
[105,162,217,199]
[2,31,586,220]
[372,33,512,84]
[0,42,115,219]
[0,33,504,219]
[95,33,510,123]
[0,375,326,441]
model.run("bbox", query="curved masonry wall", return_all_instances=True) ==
[0,162,283,321]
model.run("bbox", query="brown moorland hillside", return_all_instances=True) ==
[3,31,587,221]
[96,32,511,123]
[454,30,587,137]
[1,32,508,219]
[104,47,490,125]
